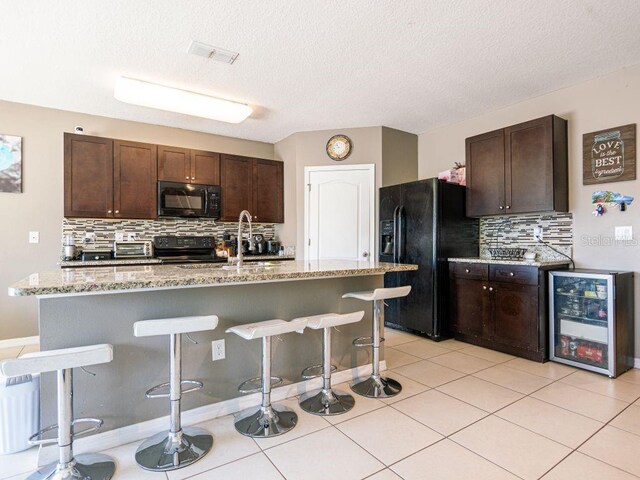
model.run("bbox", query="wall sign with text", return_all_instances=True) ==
[583,124,636,185]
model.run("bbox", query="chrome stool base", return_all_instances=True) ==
[234,405,297,438]
[299,388,355,416]
[351,375,402,398]
[27,453,116,480]
[135,427,213,472]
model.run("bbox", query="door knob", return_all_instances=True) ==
[362,251,369,258]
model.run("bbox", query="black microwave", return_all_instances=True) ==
[158,182,221,219]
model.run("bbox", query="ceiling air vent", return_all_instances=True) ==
[187,40,239,64]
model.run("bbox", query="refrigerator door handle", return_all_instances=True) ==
[392,205,400,263]
[398,205,405,263]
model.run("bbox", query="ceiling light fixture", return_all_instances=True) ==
[114,76,252,124]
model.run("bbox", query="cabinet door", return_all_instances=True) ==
[451,278,490,338]
[64,133,114,218]
[158,146,190,183]
[252,159,284,223]
[190,150,220,185]
[113,140,158,219]
[466,129,506,216]
[491,282,538,350]
[220,154,253,221]
[505,116,554,213]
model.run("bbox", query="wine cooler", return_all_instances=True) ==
[549,269,634,377]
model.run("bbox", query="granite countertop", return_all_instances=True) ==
[11,260,418,297]
[59,255,295,268]
[448,257,571,267]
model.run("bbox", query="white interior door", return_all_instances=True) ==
[305,165,374,261]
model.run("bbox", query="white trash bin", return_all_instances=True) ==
[0,373,40,455]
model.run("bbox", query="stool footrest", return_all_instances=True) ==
[301,364,338,379]
[352,336,385,347]
[28,417,103,446]
[145,380,203,399]
[238,376,283,394]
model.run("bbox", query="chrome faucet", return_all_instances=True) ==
[236,210,254,267]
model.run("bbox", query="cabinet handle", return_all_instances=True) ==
[115,210,120,214]
[489,287,494,292]
[482,285,487,290]
[465,268,470,273]
[191,176,195,180]
[509,272,515,276]
[506,205,511,210]
[107,210,112,214]
[185,176,190,180]
[499,206,504,210]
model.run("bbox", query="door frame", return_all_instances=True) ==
[304,164,376,261]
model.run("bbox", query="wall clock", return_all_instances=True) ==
[326,134,352,161]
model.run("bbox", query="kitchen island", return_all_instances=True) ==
[9,260,416,433]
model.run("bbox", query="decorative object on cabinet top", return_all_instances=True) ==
[0,134,22,193]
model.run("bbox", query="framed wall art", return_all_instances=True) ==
[0,134,22,193]
[583,124,636,185]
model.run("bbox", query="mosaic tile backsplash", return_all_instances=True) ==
[479,213,573,260]
[62,218,276,250]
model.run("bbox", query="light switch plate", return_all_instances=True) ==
[29,231,39,244]
[615,226,633,241]
[115,232,125,242]
[533,226,543,241]
[127,232,137,241]
[84,232,96,244]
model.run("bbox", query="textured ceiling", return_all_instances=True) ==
[1,0,640,143]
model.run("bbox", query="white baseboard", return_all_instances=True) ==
[633,358,640,369]
[47,361,386,460]
[0,336,39,349]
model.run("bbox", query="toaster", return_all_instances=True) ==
[113,240,154,258]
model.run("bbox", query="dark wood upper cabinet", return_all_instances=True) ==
[252,159,284,223]
[64,133,114,218]
[466,129,505,217]
[466,115,568,217]
[113,140,157,219]
[190,150,220,185]
[158,145,190,183]
[220,154,284,223]
[220,154,253,222]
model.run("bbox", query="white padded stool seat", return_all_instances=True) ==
[226,318,307,340]
[134,315,219,337]
[0,344,113,377]
[297,311,365,330]
[342,286,411,302]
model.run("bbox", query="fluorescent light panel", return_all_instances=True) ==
[114,76,252,124]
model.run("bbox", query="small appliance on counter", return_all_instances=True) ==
[113,240,153,259]
[81,249,113,261]
[549,269,634,377]
[154,236,225,264]
[62,234,77,261]
[266,239,281,255]
[252,234,265,255]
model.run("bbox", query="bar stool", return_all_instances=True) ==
[343,286,411,398]
[297,310,365,415]
[226,318,308,438]
[0,344,115,480]
[133,315,218,472]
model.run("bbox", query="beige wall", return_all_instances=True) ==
[419,64,640,352]
[0,100,273,341]
[274,127,384,252]
[382,127,418,187]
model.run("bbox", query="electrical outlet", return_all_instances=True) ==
[533,226,543,241]
[84,232,96,244]
[212,339,225,361]
[615,226,633,241]
[115,232,125,242]
[127,232,137,241]
[28,231,39,244]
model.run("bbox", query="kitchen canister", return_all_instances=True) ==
[0,373,40,455]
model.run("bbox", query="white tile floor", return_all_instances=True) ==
[3,330,640,479]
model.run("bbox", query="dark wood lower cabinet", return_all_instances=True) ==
[450,262,564,362]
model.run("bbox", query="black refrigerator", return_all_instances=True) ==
[380,178,479,340]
